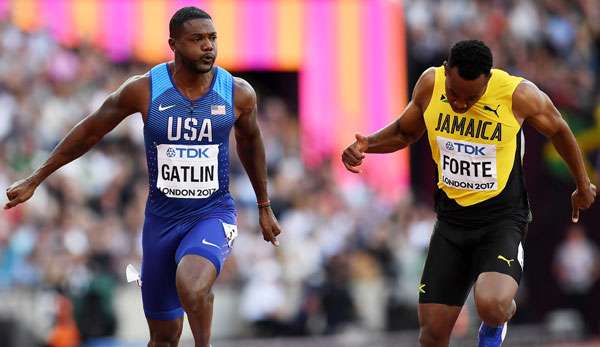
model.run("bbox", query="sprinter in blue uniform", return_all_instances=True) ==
[5,7,282,347]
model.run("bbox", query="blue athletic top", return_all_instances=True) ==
[144,63,236,218]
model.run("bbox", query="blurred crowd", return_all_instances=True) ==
[0,0,599,345]
[407,0,600,108]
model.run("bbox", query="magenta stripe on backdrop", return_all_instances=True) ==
[171,0,208,19]
[300,1,337,166]
[240,0,274,69]
[0,0,9,19]
[173,0,205,11]
[365,1,388,134]
[41,0,71,44]
[104,0,134,61]
[362,1,407,199]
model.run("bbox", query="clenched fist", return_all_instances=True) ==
[341,134,369,173]
[5,177,39,209]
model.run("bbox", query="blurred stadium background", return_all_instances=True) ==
[0,0,599,346]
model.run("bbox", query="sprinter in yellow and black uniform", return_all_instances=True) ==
[341,40,596,347]
[428,65,529,227]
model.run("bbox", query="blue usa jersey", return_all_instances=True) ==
[144,63,236,218]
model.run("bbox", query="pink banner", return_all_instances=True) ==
[40,0,72,45]
[238,0,274,69]
[0,0,9,19]
[103,0,134,61]
[300,1,337,166]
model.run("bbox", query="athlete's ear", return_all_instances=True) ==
[168,37,176,52]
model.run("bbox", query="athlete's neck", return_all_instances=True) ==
[170,61,214,99]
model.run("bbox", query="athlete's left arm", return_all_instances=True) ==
[233,77,282,246]
[513,81,596,222]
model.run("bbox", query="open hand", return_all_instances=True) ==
[571,183,596,222]
[341,133,369,173]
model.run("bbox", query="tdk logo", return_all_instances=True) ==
[167,147,210,158]
[166,148,176,157]
[446,142,486,155]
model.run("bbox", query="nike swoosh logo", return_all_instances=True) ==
[202,238,221,249]
[158,104,175,111]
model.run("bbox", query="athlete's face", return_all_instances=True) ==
[444,65,490,114]
[169,18,217,74]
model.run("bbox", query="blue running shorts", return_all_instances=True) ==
[140,208,237,320]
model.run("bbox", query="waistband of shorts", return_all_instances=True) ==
[145,193,236,220]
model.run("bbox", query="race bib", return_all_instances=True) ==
[222,222,238,247]
[156,144,219,199]
[437,136,497,191]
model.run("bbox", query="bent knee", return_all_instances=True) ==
[476,294,514,324]
[419,325,451,346]
[176,255,217,298]
[180,283,214,313]
[184,279,214,299]
[150,331,181,345]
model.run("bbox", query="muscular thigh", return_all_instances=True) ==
[141,213,186,320]
[175,215,237,276]
[419,221,474,306]
[474,219,527,284]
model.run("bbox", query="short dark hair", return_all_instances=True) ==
[169,7,212,38]
[447,40,493,80]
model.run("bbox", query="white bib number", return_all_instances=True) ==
[437,136,497,191]
[156,144,219,199]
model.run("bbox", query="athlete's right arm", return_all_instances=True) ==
[4,75,149,209]
[341,68,433,173]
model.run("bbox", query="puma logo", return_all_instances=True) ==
[497,255,514,267]
[441,94,449,103]
[484,104,500,117]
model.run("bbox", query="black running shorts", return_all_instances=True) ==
[418,218,527,306]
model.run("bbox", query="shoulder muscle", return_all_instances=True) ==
[512,80,551,121]
[110,73,150,117]
[233,77,257,116]
[413,67,436,111]
[513,79,564,136]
